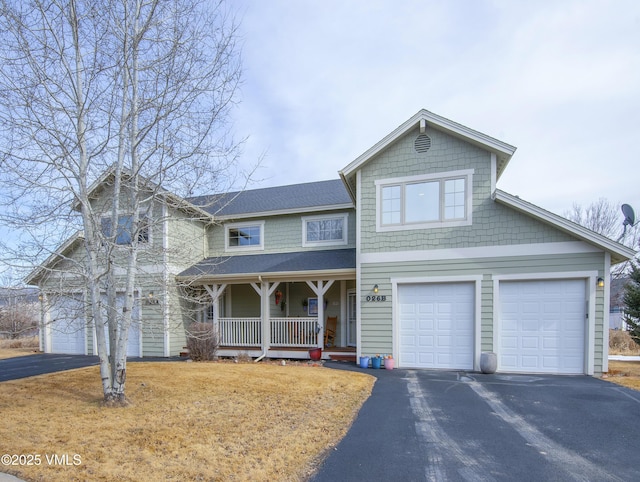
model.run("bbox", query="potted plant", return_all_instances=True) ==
[309,347,322,361]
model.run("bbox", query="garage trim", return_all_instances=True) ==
[492,271,598,375]
[391,275,482,370]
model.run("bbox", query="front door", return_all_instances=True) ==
[347,290,356,346]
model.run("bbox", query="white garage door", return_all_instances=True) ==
[49,296,86,355]
[499,279,585,374]
[398,283,474,369]
[99,294,141,358]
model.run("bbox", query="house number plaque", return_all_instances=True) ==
[365,295,387,302]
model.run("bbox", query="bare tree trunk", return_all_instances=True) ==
[0,0,243,405]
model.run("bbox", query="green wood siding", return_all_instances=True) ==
[360,251,607,373]
[358,127,574,253]
[207,210,356,257]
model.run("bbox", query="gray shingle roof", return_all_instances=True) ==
[187,179,352,217]
[178,248,356,278]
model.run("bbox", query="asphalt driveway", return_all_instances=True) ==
[0,354,99,382]
[313,363,640,482]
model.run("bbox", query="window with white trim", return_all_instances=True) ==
[302,214,348,247]
[376,170,473,231]
[225,222,264,251]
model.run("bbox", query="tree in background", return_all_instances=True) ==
[565,198,621,240]
[623,262,640,346]
[565,198,639,276]
[0,287,38,339]
[0,0,243,404]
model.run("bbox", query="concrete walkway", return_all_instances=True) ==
[0,473,23,482]
[609,355,640,361]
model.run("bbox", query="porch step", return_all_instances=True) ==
[329,354,357,363]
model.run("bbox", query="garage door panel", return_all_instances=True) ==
[399,282,474,370]
[499,279,585,375]
[418,319,433,330]
[400,334,415,345]
[438,319,452,330]
[419,353,435,365]
[99,294,141,358]
[542,356,559,368]
[521,356,540,368]
[49,296,86,355]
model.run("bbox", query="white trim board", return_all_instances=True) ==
[361,241,600,264]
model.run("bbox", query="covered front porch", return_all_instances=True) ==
[178,249,357,360]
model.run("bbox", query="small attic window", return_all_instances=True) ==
[414,134,431,153]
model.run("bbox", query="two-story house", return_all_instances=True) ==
[27,109,635,376]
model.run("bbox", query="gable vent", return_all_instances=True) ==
[414,134,431,153]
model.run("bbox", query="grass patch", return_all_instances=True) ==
[0,362,374,481]
[0,336,40,359]
[604,360,640,391]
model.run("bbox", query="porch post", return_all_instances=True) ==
[317,288,324,349]
[306,280,335,349]
[204,284,227,334]
[256,280,281,353]
[261,282,270,352]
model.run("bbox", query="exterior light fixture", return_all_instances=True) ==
[373,284,379,294]
[597,277,605,288]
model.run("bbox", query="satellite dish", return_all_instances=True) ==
[618,204,637,242]
[622,204,636,227]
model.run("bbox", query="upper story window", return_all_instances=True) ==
[101,215,149,245]
[225,221,264,251]
[302,214,348,247]
[376,169,473,232]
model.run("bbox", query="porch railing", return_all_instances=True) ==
[218,317,262,347]
[270,317,318,347]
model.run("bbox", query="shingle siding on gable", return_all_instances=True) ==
[359,127,574,253]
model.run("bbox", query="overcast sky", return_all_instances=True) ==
[230,0,640,218]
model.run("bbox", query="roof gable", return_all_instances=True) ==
[339,109,517,196]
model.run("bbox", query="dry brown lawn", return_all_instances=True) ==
[0,361,374,482]
[604,360,640,391]
[608,329,640,356]
[0,336,40,359]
